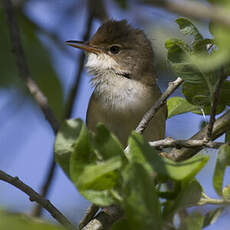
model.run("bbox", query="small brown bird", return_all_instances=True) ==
[67,20,167,146]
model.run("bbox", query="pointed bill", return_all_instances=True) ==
[65,40,101,54]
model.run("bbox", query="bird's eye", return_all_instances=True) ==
[109,46,120,54]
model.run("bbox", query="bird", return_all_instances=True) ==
[66,20,167,146]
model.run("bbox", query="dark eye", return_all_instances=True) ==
[109,46,120,54]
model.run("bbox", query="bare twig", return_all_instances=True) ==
[149,137,223,149]
[169,109,230,161]
[31,157,57,216]
[3,0,59,134]
[0,170,76,230]
[82,206,123,230]
[136,77,183,134]
[205,73,227,140]
[145,0,230,28]
[65,13,94,118]
[79,204,99,229]
[32,4,95,218]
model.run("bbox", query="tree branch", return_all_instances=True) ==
[0,170,76,230]
[149,138,223,149]
[169,109,230,161]
[32,3,95,218]
[136,77,183,134]
[3,0,59,134]
[145,0,230,28]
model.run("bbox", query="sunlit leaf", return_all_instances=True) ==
[176,18,203,42]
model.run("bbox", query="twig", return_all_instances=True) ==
[65,13,94,118]
[31,157,57,216]
[205,73,226,140]
[32,0,94,218]
[149,138,223,149]
[169,109,230,161]
[82,206,123,230]
[79,204,99,229]
[136,77,183,134]
[197,192,230,206]
[0,170,76,230]
[146,0,230,28]
[3,0,59,134]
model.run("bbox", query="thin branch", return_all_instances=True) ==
[146,0,230,28]
[197,192,230,206]
[0,170,76,230]
[31,157,57,216]
[79,204,99,229]
[205,73,227,140]
[169,109,230,161]
[65,12,94,118]
[149,138,223,149]
[3,0,59,134]
[136,77,183,134]
[82,206,123,230]
[32,1,94,218]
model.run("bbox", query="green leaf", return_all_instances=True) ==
[76,156,122,190]
[176,18,203,42]
[93,123,126,161]
[203,207,224,228]
[223,185,230,200]
[65,121,123,206]
[128,132,209,182]
[167,96,201,118]
[179,212,204,230]
[121,162,162,230]
[0,211,64,230]
[54,119,91,176]
[165,38,190,64]
[213,144,230,196]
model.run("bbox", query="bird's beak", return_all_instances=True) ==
[65,40,101,55]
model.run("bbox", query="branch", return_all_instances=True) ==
[149,138,223,149]
[79,204,99,229]
[205,72,227,140]
[145,0,230,28]
[3,0,59,134]
[169,109,230,161]
[0,170,76,230]
[136,77,183,134]
[81,206,123,230]
[197,192,230,206]
[32,3,95,218]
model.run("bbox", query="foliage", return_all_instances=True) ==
[0,211,64,230]
[55,120,211,229]
[2,0,230,230]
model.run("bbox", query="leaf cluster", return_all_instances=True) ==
[54,119,210,229]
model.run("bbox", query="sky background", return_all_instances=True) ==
[0,0,229,228]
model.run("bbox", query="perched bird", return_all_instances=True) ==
[67,20,167,146]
